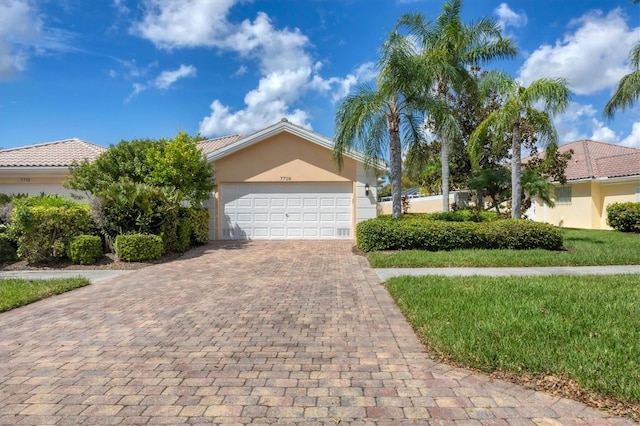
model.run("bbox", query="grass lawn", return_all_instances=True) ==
[0,277,90,312]
[386,274,640,410]
[368,228,640,267]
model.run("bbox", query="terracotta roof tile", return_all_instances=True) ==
[534,140,640,181]
[0,138,107,167]
[197,135,242,155]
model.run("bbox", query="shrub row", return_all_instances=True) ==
[356,217,563,252]
[606,202,640,232]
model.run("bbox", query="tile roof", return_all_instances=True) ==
[554,140,640,180]
[197,135,242,155]
[0,138,107,167]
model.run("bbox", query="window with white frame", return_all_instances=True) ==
[556,186,572,205]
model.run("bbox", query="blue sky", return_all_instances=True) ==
[1,0,639,150]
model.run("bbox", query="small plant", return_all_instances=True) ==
[114,233,163,262]
[0,234,17,262]
[68,235,103,265]
[606,202,640,232]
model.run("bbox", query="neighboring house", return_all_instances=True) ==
[1,120,381,240]
[0,138,107,197]
[528,140,640,229]
[378,187,466,215]
[202,119,381,240]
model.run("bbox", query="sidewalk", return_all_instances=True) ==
[375,264,640,280]
[0,270,134,282]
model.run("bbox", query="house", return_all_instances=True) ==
[202,119,381,240]
[0,138,107,197]
[0,120,382,240]
[528,140,640,229]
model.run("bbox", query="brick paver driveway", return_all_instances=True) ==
[0,241,633,425]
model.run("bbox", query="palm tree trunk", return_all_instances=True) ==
[441,138,450,212]
[388,112,403,219]
[511,121,522,219]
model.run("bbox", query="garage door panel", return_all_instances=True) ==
[221,183,352,240]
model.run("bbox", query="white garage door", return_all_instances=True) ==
[220,183,352,240]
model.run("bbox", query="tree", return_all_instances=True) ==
[603,42,640,119]
[333,30,437,218]
[469,73,571,218]
[398,1,516,212]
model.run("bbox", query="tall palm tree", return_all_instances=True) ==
[469,73,570,218]
[398,0,516,212]
[604,42,640,119]
[333,31,437,219]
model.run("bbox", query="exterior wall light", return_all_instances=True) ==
[364,183,370,196]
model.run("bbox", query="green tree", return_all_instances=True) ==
[333,30,437,218]
[398,0,516,212]
[469,73,571,218]
[603,42,640,119]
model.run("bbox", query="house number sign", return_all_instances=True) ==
[280,176,292,181]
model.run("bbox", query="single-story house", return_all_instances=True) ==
[0,138,106,197]
[0,119,382,240]
[527,139,640,229]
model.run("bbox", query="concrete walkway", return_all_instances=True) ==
[375,265,640,281]
[0,241,635,424]
[0,270,134,282]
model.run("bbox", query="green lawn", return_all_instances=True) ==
[368,228,640,267]
[386,274,640,407]
[0,277,90,312]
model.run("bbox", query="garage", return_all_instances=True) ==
[220,183,352,239]
[205,119,381,240]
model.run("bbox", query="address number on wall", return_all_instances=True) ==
[280,176,292,181]
[20,178,31,182]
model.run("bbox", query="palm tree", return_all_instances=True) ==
[398,0,516,212]
[469,73,570,218]
[333,31,437,219]
[604,42,640,119]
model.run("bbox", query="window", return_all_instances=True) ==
[556,186,572,205]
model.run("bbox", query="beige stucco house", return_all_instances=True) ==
[528,140,640,229]
[1,119,381,240]
[0,138,106,197]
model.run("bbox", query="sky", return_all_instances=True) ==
[1,0,639,151]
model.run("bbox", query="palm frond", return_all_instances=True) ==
[603,70,640,119]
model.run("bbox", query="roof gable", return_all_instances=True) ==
[197,135,242,155]
[205,119,385,169]
[0,138,107,167]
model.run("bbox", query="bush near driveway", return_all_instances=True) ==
[67,235,103,265]
[607,202,640,232]
[356,216,562,252]
[115,233,164,262]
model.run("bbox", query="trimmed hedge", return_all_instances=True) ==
[68,235,103,265]
[189,207,209,244]
[0,234,17,262]
[356,217,563,252]
[114,234,163,262]
[176,215,192,253]
[606,202,640,232]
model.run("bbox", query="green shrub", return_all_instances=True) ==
[114,234,163,262]
[188,207,209,244]
[356,216,563,252]
[606,202,640,232]
[68,235,103,265]
[176,214,192,253]
[0,234,17,262]
[10,200,95,263]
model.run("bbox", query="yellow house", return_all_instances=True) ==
[528,140,640,229]
[0,120,382,241]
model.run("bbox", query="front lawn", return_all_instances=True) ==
[386,274,640,418]
[0,277,90,312]
[368,228,640,267]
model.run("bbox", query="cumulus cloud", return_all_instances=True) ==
[132,0,376,136]
[620,122,640,148]
[494,3,528,32]
[126,64,196,102]
[518,8,640,95]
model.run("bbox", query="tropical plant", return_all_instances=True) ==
[398,0,516,212]
[469,73,570,218]
[603,41,640,119]
[333,30,435,218]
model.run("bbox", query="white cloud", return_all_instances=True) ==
[132,0,376,136]
[620,122,640,148]
[126,64,196,101]
[494,3,527,32]
[518,8,640,95]
[0,0,41,79]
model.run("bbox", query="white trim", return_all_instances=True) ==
[206,120,386,170]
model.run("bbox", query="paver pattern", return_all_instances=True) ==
[0,241,633,425]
